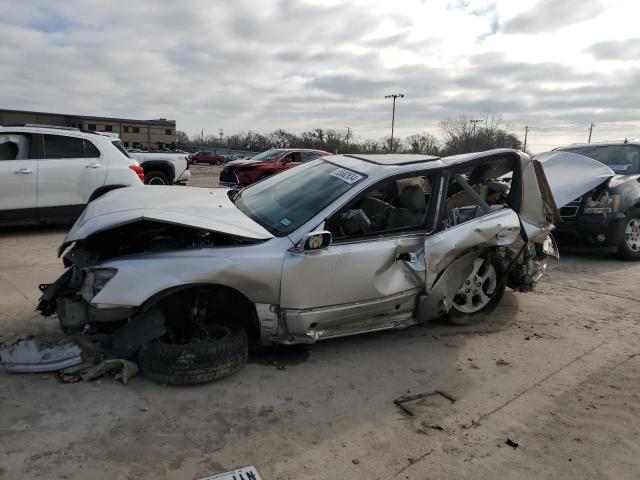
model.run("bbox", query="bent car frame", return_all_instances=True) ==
[37,149,613,383]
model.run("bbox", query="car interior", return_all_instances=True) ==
[442,156,519,229]
[327,174,434,238]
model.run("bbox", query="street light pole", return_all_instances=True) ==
[385,93,404,152]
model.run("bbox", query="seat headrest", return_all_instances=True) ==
[399,186,426,212]
[382,181,399,201]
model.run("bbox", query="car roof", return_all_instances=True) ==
[554,140,640,150]
[324,148,521,179]
[344,153,439,165]
[0,125,115,142]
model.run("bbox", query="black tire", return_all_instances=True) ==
[616,210,640,260]
[138,326,247,385]
[144,170,171,185]
[447,253,506,326]
[191,159,198,165]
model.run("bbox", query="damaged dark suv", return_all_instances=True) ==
[550,142,640,259]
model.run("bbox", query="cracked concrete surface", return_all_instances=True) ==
[1,222,639,480]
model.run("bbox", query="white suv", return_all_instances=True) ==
[0,125,144,224]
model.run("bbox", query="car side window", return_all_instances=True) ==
[326,173,435,239]
[83,140,100,158]
[0,134,30,160]
[442,156,519,228]
[43,134,101,159]
[301,151,319,161]
[282,152,300,162]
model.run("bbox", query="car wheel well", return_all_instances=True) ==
[142,284,260,341]
[88,184,127,203]
[141,162,174,181]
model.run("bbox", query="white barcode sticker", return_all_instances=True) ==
[330,168,363,184]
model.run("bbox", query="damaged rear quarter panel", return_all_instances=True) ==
[89,239,290,308]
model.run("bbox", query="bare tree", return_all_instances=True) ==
[404,132,440,155]
[439,113,522,155]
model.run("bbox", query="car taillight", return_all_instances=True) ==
[185,156,190,170]
[129,164,145,182]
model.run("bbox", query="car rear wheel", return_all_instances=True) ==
[447,254,505,325]
[145,171,170,185]
[138,325,247,385]
[617,210,640,260]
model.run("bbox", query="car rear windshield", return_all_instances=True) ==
[112,141,132,159]
[233,160,366,236]
[563,146,640,174]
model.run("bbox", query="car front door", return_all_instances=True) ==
[280,172,438,341]
[0,132,38,220]
[37,134,108,217]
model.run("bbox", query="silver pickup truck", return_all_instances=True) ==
[125,150,191,185]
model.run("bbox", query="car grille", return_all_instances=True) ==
[560,196,583,218]
[219,168,238,184]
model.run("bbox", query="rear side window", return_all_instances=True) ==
[0,134,30,160]
[43,135,85,159]
[111,141,132,158]
[43,134,102,159]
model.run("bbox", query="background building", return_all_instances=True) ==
[0,108,176,149]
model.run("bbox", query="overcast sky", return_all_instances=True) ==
[1,0,639,152]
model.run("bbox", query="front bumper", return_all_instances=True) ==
[554,213,626,249]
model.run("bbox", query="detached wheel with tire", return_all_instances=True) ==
[138,326,248,385]
[144,170,171,185]
[447,253,506,326]
[616,210,640,260]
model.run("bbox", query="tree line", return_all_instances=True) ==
[176,113,523,156]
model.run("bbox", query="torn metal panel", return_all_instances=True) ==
[536,151,614,208]
[423,208,521,291]
[0,339,82,373]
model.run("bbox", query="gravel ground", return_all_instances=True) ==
[1,168,639,479]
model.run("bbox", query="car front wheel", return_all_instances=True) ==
[617,210,640,260]
[447,253,505,325]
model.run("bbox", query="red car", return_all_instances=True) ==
[189,151,225,165]
[219,148,331,187]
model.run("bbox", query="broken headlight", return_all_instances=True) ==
[583,192,620,214]
[81,268,118,301]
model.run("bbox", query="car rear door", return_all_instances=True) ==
[37,134,108,216]
[0,132,38,219]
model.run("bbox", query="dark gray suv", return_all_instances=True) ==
[552,141,640,259]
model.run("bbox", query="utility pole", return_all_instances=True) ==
[345,126,352,152]
[384,93,404,152]
[523,126,529,152]
[588,123,595,143]
[218,128,224,142]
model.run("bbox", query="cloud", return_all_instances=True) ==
[503,0,606,34]
[0,0,637,153]
[586,38,640,60]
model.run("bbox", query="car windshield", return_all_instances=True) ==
[564,146,640,174]
[233,160,366,236]
[248,149,287,162]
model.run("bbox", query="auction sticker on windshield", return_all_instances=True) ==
[199,466,263,480]
[330,168,363,184]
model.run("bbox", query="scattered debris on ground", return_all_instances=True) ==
[505,438,519,449]
[394,390,456,416]
[59,359,139,384]
[0,338,82,372]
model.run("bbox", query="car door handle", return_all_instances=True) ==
[14,168,34,174]
[86,163,102,169]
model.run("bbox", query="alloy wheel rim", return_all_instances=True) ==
[452,257,497,314]
[148,177,166,185]
[625,219,640,252]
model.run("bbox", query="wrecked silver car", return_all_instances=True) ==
[37,149,612,384]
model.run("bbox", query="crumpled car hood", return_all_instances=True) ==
[535,151,615,208]
[61,186,273,251]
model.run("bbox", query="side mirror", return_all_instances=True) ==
[303,231,332,251]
